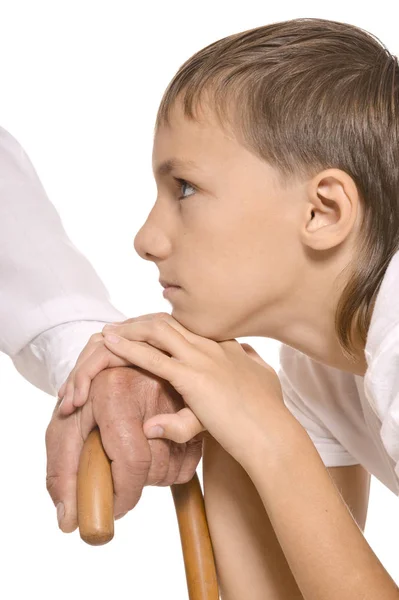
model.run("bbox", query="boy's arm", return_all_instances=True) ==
[242,422,399,600]
[202,435,304,599]
[203,436,371,600]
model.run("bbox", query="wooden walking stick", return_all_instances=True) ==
[77,427,219,599]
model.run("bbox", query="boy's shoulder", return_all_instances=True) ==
[278,342,357,399]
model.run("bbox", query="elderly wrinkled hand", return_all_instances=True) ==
[46,365,202,532]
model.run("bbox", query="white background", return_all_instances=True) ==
[0,1,398,598]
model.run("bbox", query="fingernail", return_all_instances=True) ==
[57,502,65,527]
[146,425,165,438]
[104,334,121,343]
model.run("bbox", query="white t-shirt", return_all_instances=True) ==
[0,126,127,395]
[279,250,399,495]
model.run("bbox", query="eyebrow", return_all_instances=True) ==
[153,158,200,178]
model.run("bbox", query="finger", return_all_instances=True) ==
[114,314,160,324]
[174,435,203,484]
[91,377,153,517]
[58,333,106,412]
[104,318,206,364]
[104,313,166,329]
[145,434,192,487]
[58,380,67,399]
[102,329,192,387]
[141,377,191,487]
[143,407,206,443]
[70,333,106,369]
[160,438,187,486]
[72,346,131,408]
[103,313,212,351]
[58,378,77,416]
[112,312,172,325]
[144,438,172,485]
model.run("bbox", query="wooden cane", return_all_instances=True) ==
[77,427,219,599]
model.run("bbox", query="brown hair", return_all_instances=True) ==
[155,17,399,362]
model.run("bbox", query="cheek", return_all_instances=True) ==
[188,217,269,295]
[173,216,291,335]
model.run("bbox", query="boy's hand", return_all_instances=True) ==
[100,313,293,468]
[58,314,187,416]
[142,343,270,443]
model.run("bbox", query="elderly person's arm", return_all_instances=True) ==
[0,127,202,530]
[0,125,126,395]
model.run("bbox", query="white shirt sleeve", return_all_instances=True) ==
[0,125,127,396]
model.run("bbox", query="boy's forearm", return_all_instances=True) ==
[202,434,305,599]
[243,421,399,600]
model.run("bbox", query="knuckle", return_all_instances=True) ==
[153,318,169,333]
[125,457,152,478]
[92,344,107,359]
[158,454,186,487]
[156,312,171,320]
[113,468,150,507]
[176,432,190,443]
[45,473,59,497]
[74,369,86,388]
[149,351,162,367]
[172,425,191,443]
[66,379,76,394]
[94,365,132,386]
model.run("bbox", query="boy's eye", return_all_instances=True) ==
[174,177,196,200]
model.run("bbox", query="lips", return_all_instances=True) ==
[159,279,180,289]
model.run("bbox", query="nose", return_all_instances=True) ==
[133,208,173,262]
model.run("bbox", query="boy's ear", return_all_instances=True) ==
[303,168,360,251]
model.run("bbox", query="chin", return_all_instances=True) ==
[171,309,237,341]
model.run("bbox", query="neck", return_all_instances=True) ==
[258,265,369,377]
[270,307,368,377]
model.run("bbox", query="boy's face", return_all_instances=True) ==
[134,99,306,341]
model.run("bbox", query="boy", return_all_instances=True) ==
[59,18,399,598]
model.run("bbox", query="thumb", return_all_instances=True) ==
[143,407,206,443]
